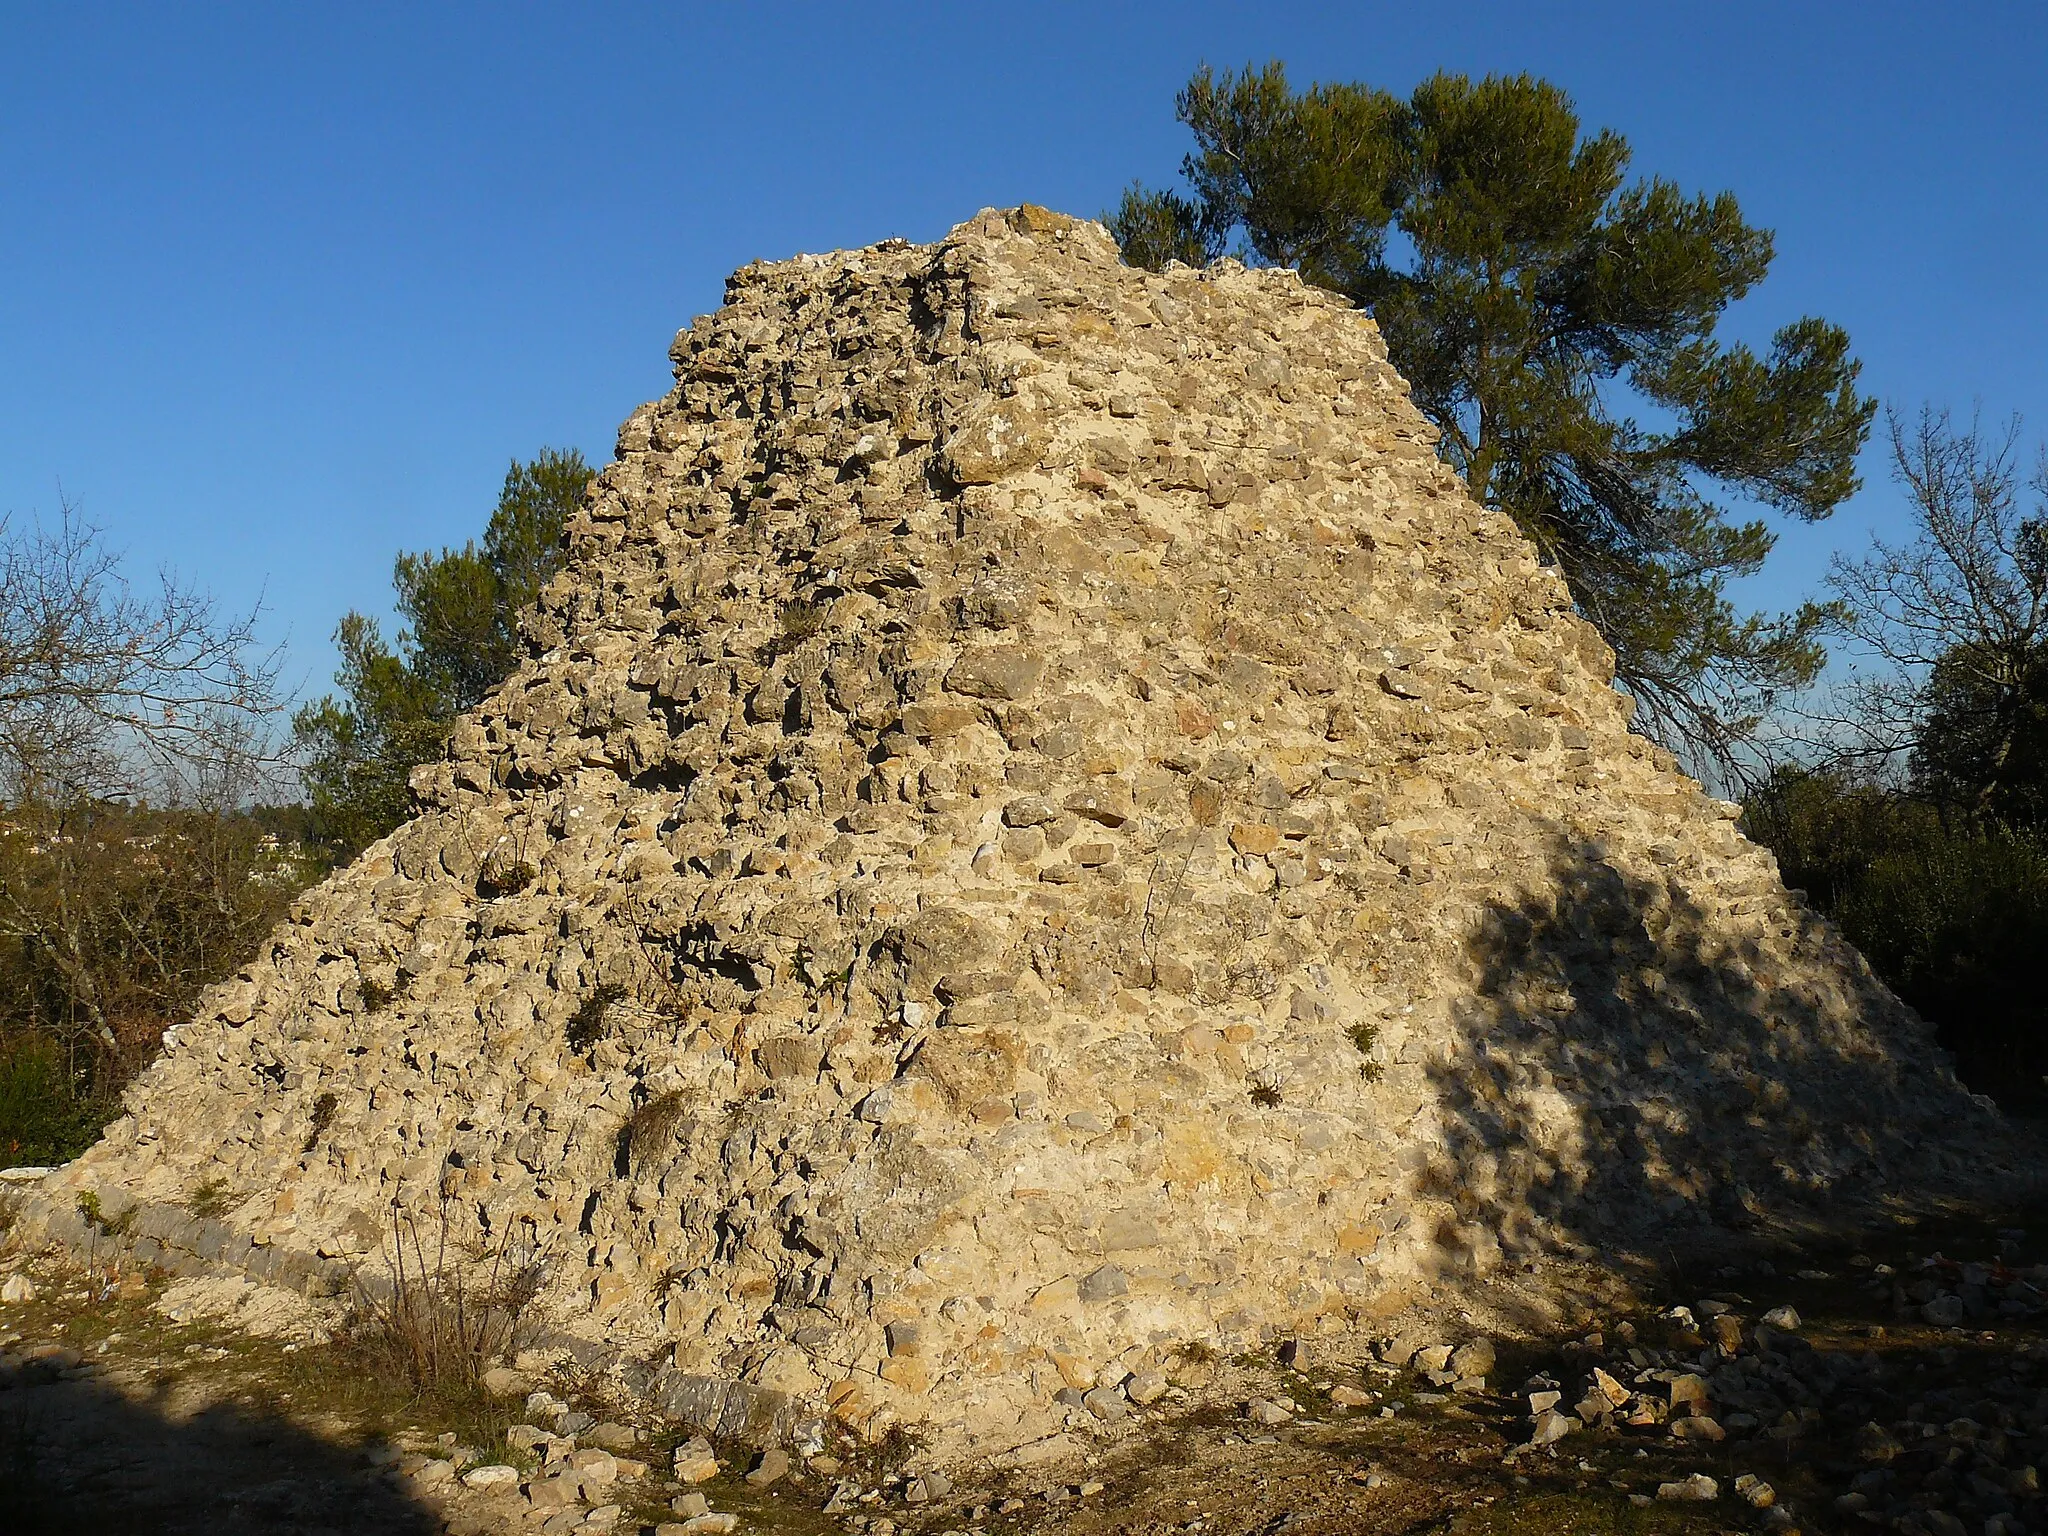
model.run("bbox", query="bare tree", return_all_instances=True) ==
[1821,405,2048,796]
[0,504,294,1077]
[0,502,283,804]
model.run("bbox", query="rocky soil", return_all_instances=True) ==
[7,1191,2048,1536]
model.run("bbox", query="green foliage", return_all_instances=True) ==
[294,448,590,861]
[1105,183,1213,272]
[1843,830,2048,1101]
[1744,768,2048,1108]
[290,616,450,862]
[565,983,625,1054]
[1117,64,1875,768]
[0,1034,107,1164]
[1911,641,2048,827]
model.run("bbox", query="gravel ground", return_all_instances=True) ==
[6,1198,2048,1535]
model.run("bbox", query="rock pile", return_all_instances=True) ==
[13,205,2007,1455]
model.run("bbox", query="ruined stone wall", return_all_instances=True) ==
[19,206,1996,1454]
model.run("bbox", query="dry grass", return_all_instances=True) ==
[300,1091,338,1154]
[624,1090,688,1173]
[345,1202,544,1400]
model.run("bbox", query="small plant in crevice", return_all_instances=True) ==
[476,834,540,898]
[188,1176,233,1220]
[74,1188,133,1238]
[303,1091,340,1154]
[357,976,396,1013]
[831,1420,930,1489]
[566,984,626,1053]
[1347,1020,1386,1084]
[622,1089,688,1174]
[761,597,829,660]
[792,941,853,997]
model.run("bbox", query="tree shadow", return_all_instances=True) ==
[1423,829,1994,1264]
[0,1370,441,1535]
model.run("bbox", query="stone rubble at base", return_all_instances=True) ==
[9,204,2004,1458]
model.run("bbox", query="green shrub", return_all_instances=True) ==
[1746,769,2048,1111]
[1840,832,2048,1101]
[0,1035,110,1167]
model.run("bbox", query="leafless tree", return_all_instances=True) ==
[1813,405,2048,780]
[0,501,283,803]
[0,504,296,1076]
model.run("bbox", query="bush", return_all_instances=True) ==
[0,1034,111,1166]
[1841,832,2048,1101]
[0,799,315,1156]
[1745,768,2048,1111]
[346,1203,545,1400]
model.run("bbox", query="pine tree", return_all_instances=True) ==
[294,448,589,859]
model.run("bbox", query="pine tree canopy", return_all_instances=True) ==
[1111,65,1876,769]
[293,447,589,859]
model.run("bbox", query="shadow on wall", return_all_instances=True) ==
[0,1371,441,1536]
[1421,831,1986,1262]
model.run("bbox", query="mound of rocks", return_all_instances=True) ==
[13,205,2008,1456]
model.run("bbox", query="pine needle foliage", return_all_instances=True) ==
[294,449,590,860]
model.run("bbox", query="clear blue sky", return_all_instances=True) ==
[4,2,2045,703]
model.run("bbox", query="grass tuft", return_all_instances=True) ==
[566,984,626,1053]
[624,1090,687,1172]
[302,1091,339,1154]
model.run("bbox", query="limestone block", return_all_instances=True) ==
[947,646,1046,702]
[941,397,1048,484]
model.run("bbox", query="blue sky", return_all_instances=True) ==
[4,2,2045,705]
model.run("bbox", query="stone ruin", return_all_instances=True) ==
[15,206,2001,1456]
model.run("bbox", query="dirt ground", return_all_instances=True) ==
[5,1193,2048,1536]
